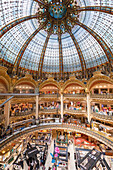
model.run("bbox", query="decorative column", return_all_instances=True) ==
[4,96,10,127]
[35,87,39,119]
[86,92,91,123]
[61,92,63,120]
[36,95,39,119]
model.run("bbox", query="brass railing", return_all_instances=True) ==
[10,111,35,117]
[91,94,113,99]
[64,109,86,114]
[63,93,86,97]
[39,109,59,113]
[11,119,35,127]
[92,112,113,121]
[0,123,113,150]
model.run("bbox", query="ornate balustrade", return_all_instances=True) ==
[39,108,59,113]
[11,119,35,127]
[91,94,113,99]
[92,112,113,122]
[10,110,35,117]
[63,93,86,97]
[0,123,113,150]
[64,109,86,115]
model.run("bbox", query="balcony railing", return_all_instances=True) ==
[64,109,86,115]
[0,123,113,150]
[10,110,35,117]
[39,118,61,124]
[92,112,113,121]
[91,94,113,99]
[39,94,60,98]
[39,109,59,113]
[63,93,86,97]
[12,119,35,128]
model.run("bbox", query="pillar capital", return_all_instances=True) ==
[85,88,90,94]
[35,87,39,94]
[8,86,13,93]
[60,88,64,94]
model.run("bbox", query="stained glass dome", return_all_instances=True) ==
[0,0,113,78]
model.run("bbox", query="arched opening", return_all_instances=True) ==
[13,82,35,94]
[0,78,8,93]
[64,83,85,94]
[39,84,59,95]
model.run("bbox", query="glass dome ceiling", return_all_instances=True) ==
[0,0,113,77]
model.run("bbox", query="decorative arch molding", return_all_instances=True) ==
[0,76,10,92]
[63,79,86,91]
[13,75,37,89]
[0,66,11,91]
[87,73,113,90]
[39,79,61,91]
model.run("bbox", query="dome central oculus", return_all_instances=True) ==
[37,0,80,34]
[49,3,67,19]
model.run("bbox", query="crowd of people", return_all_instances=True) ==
[10,103,34,116]
[68,105,85,111]
[40,102,60,110]
[92,105,113,116]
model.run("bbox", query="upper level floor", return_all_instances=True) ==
[0,66,113,102]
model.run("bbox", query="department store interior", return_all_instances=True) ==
[0,0,113,169]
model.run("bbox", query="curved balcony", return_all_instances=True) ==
[0,123,113,150]
[64,109,87,115]
[12,119,35,128]
[63,93,86,98]
[92,112,113,122]
[91,94,113,100]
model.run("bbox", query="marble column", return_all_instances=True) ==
[4,96,10,127]
[35,87,39,119]
[87,93,91,123]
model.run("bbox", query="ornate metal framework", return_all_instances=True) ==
[75,21,113,64]
[58,32,63,79]
[13,22,47,74]
[78,6,113,15]
[0,0,113,79]
[0,15,37,38]
[38,30,52,78]
[67,27,87,78]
